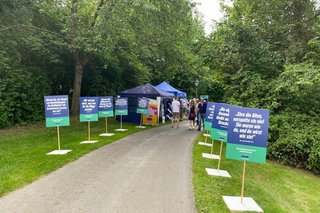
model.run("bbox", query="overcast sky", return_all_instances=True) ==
[192,0,232,34]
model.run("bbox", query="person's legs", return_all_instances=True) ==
[176,113,180,127]
[171,113,175,127]
[201,113,205,130]
[196,113,199,126]
[198,114,202,130]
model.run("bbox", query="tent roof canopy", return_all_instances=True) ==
[119,83,175,98]
[155,81,187,98]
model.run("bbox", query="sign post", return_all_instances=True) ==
[222,106,269,212]
[44,95,71,155]
[114,97,128,131]
[98,96,114,136]
[136,97,149,128]
[198,102,215,147]
[79,97,99,144]
[206,103,231,177]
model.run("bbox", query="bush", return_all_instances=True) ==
[268,113,320,174]
[0,52,50,128]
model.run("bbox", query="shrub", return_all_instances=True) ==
[0,52,50,128]
[268,113,320,174]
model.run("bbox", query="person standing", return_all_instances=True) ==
[188,101,196,130]
[197,99,207,131]
[171,97,181,128]
[194,99,200,126]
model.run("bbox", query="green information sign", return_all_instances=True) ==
[226,143,267,164]
[80,114,99,121]
[200,95,209,99]
[98,110,114,117]
[204,121,212,131]
[46,117,70,127]
[211,129,228,142]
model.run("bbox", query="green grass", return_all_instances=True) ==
[193,134,320,213]
[0,118,153,197]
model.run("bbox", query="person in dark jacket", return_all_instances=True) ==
[197,99,207,131]
[188,101,196,130]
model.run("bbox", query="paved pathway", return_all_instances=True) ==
[0,122,199,213]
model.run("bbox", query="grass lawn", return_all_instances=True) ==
[0,117,153,197]
[193,134,320,213]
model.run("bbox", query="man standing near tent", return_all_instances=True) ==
[171,97,181,128]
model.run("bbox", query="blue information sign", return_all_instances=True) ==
[44,95,70,127]
[137,97,149,115]
[98,96,114,118]
[204,102,215,131]
[226,106,269,163]
[210,103,230,142]
[80,97,99,122]
[115,97,128,116]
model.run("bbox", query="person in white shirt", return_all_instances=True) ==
[171,97,181,128]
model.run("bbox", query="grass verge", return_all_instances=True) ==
[0,118,153,197]
[193,134,320,213]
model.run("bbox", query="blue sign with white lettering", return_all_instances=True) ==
[98,96,113,111]
[226,105,269,163]
[227,106,269,148]
[205,102,216,122]
[115,97,128,116]
[80,97,98,114]
[212,103,230,130]
[80,97,99,122]
[210,103,230,142]
[44,95,69,117]
[137,97,149,115]
[98,96,114,117]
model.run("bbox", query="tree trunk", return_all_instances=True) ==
[69,0,104,116]
[71,53,88,116]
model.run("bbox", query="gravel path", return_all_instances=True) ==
[0,122,199,213]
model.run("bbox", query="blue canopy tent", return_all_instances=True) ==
[119,83,174,98]
[118,83,174,124]
[155,81,187,98]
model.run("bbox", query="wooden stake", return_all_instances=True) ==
[241,161,246,204]
[210,139,214,154]
[120,115,123,129]
[88,121,91,141]
[57,126,61,150]
[140,114,142,126]
[105,117,108,134]
[205,134,208,143]
[217,141,223,170]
